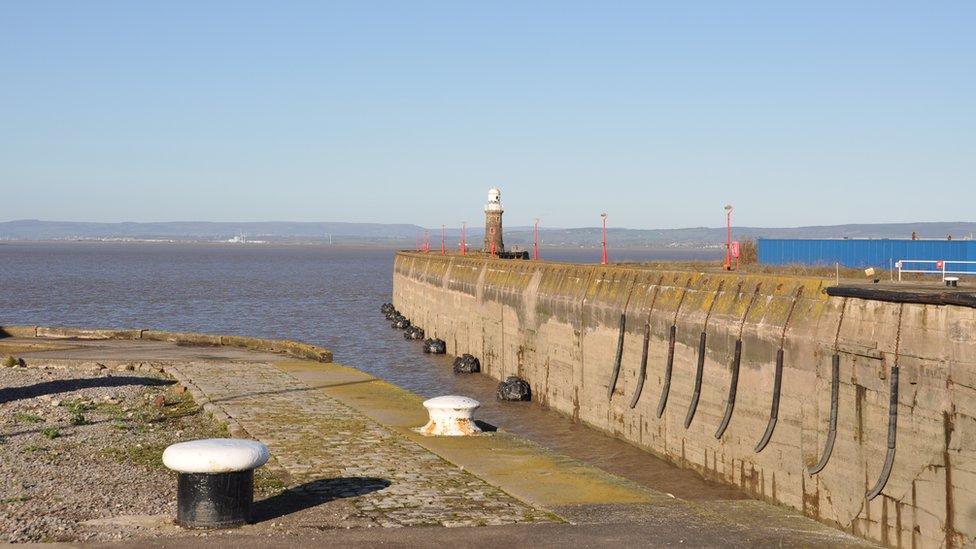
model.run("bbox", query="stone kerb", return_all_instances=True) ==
[0,326,334,363]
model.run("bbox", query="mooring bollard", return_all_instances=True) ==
[162,438,270,528]
[419,395,481,436]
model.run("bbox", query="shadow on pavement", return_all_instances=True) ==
[0,376,174,404]
[252,477,392,523]
[474,419,498,432]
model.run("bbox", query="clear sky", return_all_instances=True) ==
[1,2,973,229]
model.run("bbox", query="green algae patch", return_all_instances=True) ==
[273,359,428,428]
[398,429,667,508]
[273,358,667,510]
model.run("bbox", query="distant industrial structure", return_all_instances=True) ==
[758,238,976,274]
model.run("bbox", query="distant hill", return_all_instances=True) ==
[1,219,973,248]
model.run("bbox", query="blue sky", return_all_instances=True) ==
[1,2,973,229]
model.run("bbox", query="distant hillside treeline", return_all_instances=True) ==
[1,219,974,248]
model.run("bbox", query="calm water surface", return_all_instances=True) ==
[0,242,739,500]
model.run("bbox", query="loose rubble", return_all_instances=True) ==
[0,362,278,543]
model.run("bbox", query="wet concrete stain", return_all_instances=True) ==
[943,409,956,548]
[855,383,866,444]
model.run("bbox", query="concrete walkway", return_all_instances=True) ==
[9,337,872,547]
[171,358,553,528]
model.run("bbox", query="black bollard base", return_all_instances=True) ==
[177,470,254,528]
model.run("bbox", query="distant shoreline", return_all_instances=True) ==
[4,219,975,251]
[0,239,725,252]
[0,239,407,250]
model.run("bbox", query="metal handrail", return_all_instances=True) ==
[896,259,976,281]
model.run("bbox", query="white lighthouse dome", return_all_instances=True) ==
[485,187,503,212]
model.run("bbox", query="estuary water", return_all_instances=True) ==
[0,242,740,500]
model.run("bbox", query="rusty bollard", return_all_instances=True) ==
[418,396,482,436]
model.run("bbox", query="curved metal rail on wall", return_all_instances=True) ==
[683,331,708,428]
[629,277,664,408]
[807,354,841,474]
[629,322,651,408]
[715,340,742,438]
[684,280,728,429]
[754,348,785,453]
[656,325,677,417]
[866,302,904,500]
[808,297,848,475]
[755,286,804,453]
[607,313,626,399]
[657,277,694,418]
[715,283,761,439]
[607,273,640,400]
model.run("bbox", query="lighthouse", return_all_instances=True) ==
[483,187,504,254]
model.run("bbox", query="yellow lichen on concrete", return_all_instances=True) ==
[393,251,973,548]
[274,358,665,509]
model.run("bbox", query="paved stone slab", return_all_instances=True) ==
[11,337,872,546]
[274,359,666,509]
[170,360,553,528]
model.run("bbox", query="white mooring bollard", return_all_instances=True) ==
[419,395,482,436]
[162,438,270,528]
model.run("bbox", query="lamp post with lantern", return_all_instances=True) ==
[460,221,467,255]
[533,218,540,260]
[724,204,734,270]
[601,213,608,265]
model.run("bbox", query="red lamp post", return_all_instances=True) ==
[533,218,540,260]
[724,204,733,270]
[423,230,429,253]
[600,212,608,265]
[441,225,446,255]
[460,221,467,255]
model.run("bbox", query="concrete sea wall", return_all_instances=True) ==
[392,251,976,548]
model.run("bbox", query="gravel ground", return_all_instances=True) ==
[0,360,266,543]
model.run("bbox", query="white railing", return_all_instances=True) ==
[896,260,976,281]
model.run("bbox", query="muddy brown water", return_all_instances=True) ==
[0,242,741,500]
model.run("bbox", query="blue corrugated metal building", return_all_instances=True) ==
[757,238,976,273]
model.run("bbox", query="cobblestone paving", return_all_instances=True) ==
[171,360,553,528]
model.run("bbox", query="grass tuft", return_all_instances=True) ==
[13,412,43,424]
[61,398,97,414]
[102,442,169,469]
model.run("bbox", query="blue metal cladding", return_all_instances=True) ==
[757,239,976,272]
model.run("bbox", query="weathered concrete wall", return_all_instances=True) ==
[393,252,976,548]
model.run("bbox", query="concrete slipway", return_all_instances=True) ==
[0,327,869,547]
